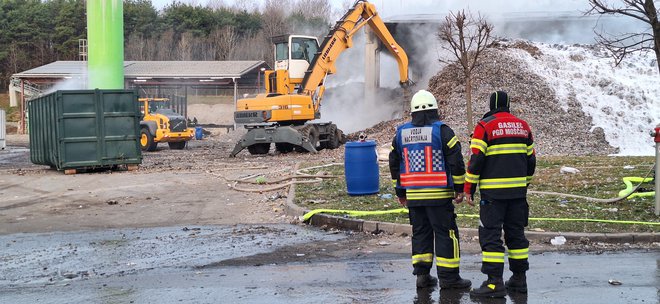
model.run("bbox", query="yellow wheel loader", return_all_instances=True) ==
[230,0,411,157]
[138,98,194,151]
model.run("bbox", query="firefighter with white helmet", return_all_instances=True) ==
[389,90,471,290]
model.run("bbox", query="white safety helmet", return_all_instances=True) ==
[410,90,438,113]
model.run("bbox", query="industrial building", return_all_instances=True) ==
[9,60,269,133]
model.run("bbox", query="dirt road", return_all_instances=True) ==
[0,131,323,235]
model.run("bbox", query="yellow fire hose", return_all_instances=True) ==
[302,208,659,226]
[618,177,655,198]
[301,167,658,226]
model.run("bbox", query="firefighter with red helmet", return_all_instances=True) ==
[465,91,536,298]
[389,90,471,290]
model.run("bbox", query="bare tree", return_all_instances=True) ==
[206,0,226,10]
[233,0,259,12]
[126,33,148,60]
[293,0,332,20]
[261,0,290,39]
[232,31,270,64]
[7,43,21,74]
[587,0,660,73]
[178,32,194,60]
[260,0,291,67]
[437,10,492,132]
[156,30,177,60]
[208,26,238,60]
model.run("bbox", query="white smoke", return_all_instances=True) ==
[43,75,87,95]
[375,0,646,44]
[319,0,650,135]
[319,30,410,134]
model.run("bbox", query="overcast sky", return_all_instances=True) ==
[149,0,592,17]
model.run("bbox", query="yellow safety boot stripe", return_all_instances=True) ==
[482,251,505,263]
[436,257,460,268]
[508,248,529,260]
[412,253,434,264]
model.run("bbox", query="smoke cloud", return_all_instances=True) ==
[319,31,406,134]
[318,0,649,135]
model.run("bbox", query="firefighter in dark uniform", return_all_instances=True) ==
[465,91,536,298]
[389,90,471,290]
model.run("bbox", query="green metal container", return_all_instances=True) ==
[28,89,142,171]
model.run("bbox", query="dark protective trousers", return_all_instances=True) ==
[408,202,461,280]
[478,197,530,277]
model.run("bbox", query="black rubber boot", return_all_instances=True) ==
[505,272,527,293]
[469,276,506,298]
[438,275,472,290]
[416,274,438,288]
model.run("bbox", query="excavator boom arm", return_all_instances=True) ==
[299,1,410,99]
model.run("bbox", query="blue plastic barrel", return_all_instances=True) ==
[344,140,379,195]
[195,126,203,140]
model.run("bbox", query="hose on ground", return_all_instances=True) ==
[528,165,655,203]
[211,162,342,193]
[301,208,660,226]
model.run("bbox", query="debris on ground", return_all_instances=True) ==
[560,166,581,174]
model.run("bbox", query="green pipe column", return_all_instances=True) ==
[87,0,124,89]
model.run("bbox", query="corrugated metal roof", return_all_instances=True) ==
[14,61,87,77]
[13,60,266,79]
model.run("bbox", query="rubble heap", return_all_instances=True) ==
[354,41,616,156]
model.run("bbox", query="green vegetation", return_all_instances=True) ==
[0,93,18,121]
[0,0,332,88]
[296,156,659,233]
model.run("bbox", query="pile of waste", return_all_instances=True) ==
[347,40,616,156]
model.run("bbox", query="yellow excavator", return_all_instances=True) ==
[230,0,410,157]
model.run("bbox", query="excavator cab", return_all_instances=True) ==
[273,35,320,81]
[230,0,410,157]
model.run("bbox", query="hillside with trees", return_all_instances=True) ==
[0,0,334,89]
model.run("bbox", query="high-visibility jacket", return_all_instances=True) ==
[464,111,536,200]
[390,121,465,207]
[396,121,452,189]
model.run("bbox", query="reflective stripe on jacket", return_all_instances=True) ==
[464,111,536,200]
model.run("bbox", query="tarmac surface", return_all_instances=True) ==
[0,224,658,304]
